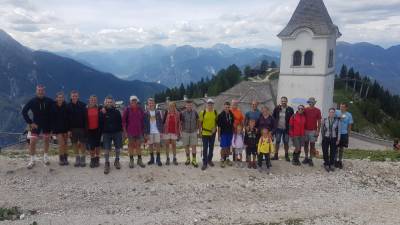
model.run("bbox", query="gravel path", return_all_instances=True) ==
[1,149,400,225]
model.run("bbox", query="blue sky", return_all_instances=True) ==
[1,0,399,51]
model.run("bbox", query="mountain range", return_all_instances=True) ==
[0,29,165,145]
[63,42,400,95]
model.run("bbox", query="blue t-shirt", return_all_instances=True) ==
[245,110,261,123]
[336,110,353,135]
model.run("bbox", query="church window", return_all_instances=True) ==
[304,50,313,66]
[293,51,302,66]
[328,49,334,68]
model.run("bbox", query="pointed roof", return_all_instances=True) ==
[278,0,340,38]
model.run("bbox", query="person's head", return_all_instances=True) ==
[280,96,288,107]
[231,99,239,109]
[262,128,270,137]
[251,100,259,111]
[297,105,305,114]
[55,92,64,105]
[261,105,270,116]
[104,96,114,108]
[168,101,176,112]
[340,102,349,112]
[89,95,97,107]
[236,125,242,134]
[36,85,46,98]
[249,119,256,128]
[206,99,214,110]
[307,97,317,107]
[328,107,336,118]
[147,98,156,110]
[130,95,139,107]
[224,101,231,112]
[70,90,79,103]
[185,100,193,111]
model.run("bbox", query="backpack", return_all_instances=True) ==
[201,109,217,122]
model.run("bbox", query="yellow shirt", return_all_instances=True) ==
[199,109,217,136]
[258,137,274,154]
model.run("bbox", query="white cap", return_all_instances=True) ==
[206,99,214,104]
[130,95,139,102]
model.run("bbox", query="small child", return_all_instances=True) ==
[257,128,274,169]
[232,125,245,166]
[244,119,259,169]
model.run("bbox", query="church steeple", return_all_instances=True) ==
[278,0,341,38]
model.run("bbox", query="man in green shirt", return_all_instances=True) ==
[199,99,218,170]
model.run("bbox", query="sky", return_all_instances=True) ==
[0,0,399,51]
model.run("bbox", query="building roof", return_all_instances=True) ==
[278,0,341,38]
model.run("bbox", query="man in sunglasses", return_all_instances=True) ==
[272,96,294,161]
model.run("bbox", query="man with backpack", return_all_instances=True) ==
[199,99,218,171]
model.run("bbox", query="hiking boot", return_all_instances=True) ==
[137,158,146,168]
[129,158,134,168]
[185,158,191,166]
[247,162,252,169]
[308,159,314,167]
[90,158,96,168]
[148,154,155,165]
[173,158,178,165]
[285,153,291,162]
[192,159,198,168]
[27,161,35,170]
[252,161,257,169]
[156,154,162,166]
[267,159,272,168]
[330,166,335,172]
[59,155,64,166]
[80,156,86,167]
[324,165,330,172]
[44,155,50,166]
[302,158,309,164]
[225,159,233,167]
[272,153,279,160]
[338,161,343,169]
[292,153,301,166]
[201,164,207,171]
[166,157,170,166]
[74,156,80,167]
[220,160,225,168]
[114,159,121,169]
[208,161,215,167]
[104,162,110,175]
[64,154,69,166]
[95,157,100,167]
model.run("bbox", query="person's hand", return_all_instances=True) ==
[30,123,38,129]
[123,132,128,139]
[101,108,106,114]
[336,140,340,146]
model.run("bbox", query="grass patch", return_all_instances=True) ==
[0,207,22,221]
[344,149,400,162]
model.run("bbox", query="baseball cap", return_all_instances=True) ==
[206,99,214,104]
[307,97,317,104]
[130,95,139,102]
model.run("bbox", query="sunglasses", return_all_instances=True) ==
[298,108,304,110]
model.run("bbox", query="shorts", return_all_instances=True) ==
[30,126,51,139]
[163,133,178,141]
[292,136,305,149]
[181,132,198,146]
[147,133,161,144]
[87,128,101,150]
[71,128,86,144]
[128,135,143,142]
[305,130,318,143]
[275,128,289,145]
[220,133,233,148]
[246,147,257,156]
[338,134,349,148]
[234,148,244,155]
[103,132,123,150]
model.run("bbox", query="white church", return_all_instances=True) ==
[277,0,341,116]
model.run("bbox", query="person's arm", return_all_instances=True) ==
[21,100,34,126]
[122,108,127,136]
[316,111,322,137]
[348,114,353,134]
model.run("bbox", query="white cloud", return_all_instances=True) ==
[0,0,398,51]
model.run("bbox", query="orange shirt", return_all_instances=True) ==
[231,108,244,129]
[87,107,99,130]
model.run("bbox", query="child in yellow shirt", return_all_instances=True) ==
[257,128,274,169]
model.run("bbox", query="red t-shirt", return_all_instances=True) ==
[167,113,177,134]
[87,108,99,130]
[304,107,322,130]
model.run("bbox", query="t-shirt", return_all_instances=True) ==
[336,110,353,135]
[87,107,99,130]
[167,113,177,134]
[304,107,322,131]
[199,110,217,136]
[231,108,244,129]
[245,110,261,124]
[277,107,287,129]
[217,111,234,134]
[149,110,159,134]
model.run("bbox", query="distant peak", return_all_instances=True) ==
[212,43,232,49]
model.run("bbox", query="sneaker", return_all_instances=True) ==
[252,162,257,169]
[27,161,35,169]
[74,156,80,167]
[59,155,64,166]
[338,161,343,169]
[285,155,291,162]
[185,158,191,166]
[220,161,225,168]
[201,164,207,171]
[129,158,134,168]
[191,159,198,168]
[247,162,252,169]
[334,161,340,168]
[173,158,178,165]
[44,155,50,166]
[148,156,155,165]
[104,162,110,175]
[324,165,330,172]
[308,159,314,167]
[166,158,170,166]
[208,161,215,167]
[302,158,309,164]
[330,166,335,172]
[94,157,100,167]
[137,158,146,168]
[225,159,233,167]
[90,158,95,168]
[80,156,86,167]
[64,154,69,166]
[272,154,279,160]
[114,160,121,169]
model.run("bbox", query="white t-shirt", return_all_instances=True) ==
[149,111,159,134]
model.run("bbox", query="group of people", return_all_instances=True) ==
[22,85,353,174]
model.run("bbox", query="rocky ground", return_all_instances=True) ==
[0,148,400,225]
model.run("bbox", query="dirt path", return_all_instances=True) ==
[1,149,400,225]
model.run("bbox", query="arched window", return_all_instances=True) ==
[304,50,313,66]
[328,49,334,68]
[293,51,302,66]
